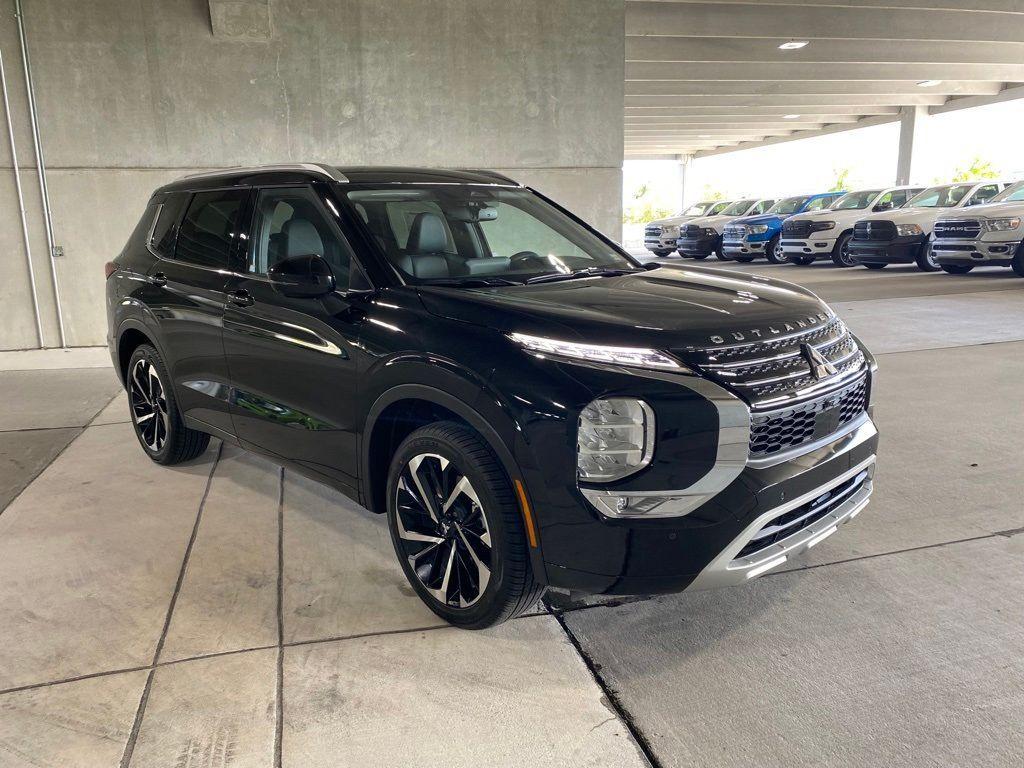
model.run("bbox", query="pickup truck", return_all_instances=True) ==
[645,200,729,257]
[850,181,1007,271]
[722,192,845,264]
[931,180,1024,276]
[676,198,776,260]
[782,186,924,267]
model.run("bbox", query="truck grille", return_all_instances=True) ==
[681,224,702,238]
[853,220,896,241]
[933,220,981,239]
[735,468,870,559]
[782,220,813,238]
[723,224,746,240]
[676,316,870,457]
[644,225,662,238]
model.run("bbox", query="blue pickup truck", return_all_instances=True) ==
[722,192,845,264]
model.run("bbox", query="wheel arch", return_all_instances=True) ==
[114,319,167,386]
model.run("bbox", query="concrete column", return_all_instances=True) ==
[896,106,929,186]
[677,155,691,212]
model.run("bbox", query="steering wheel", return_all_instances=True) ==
[509,251,545,270]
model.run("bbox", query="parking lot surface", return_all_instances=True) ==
[1,260,1022,767]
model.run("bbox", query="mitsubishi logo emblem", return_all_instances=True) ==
[802,343,838,380]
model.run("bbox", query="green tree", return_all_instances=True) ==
[700,185,726,202]
[949,156,999,182]
[830,167,850,192]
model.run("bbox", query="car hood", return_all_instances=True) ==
[417,264,831,350]
[938,200,1024,219]
[787,208,870,224]
[648,215,699,227]
[690,213,743,229]
[859,207,942,225]
[730,213,783,227]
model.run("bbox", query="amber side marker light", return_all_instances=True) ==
[513,479,539,548]
[104,261,118,279]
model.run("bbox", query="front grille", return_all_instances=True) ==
[675,315,868,411]
[644,225,662,238]
[934,220,981,239]
[736,469,870,559]
[723,225,746,240]
[749,377,867,458]
[681,224,702,238]
[853,220,896,241]
[782,220,813,238]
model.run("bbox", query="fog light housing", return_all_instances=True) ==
[577,398,654,483]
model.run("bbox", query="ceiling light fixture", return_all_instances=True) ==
[917,80,943,88]
[783,114,801,119]
[778,40,809,50]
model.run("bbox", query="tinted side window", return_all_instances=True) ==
[150,192,189,257]
[804,197,830,212]
[967,185,999,205]
[175,190,247,268]
[250,186,357,289]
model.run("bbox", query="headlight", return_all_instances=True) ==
[810,221,836,232]
[703,228,718,236]
[577,398,654,483]
[510,333,688,371]
[662,225,679,237]
[748,225,769,234]
[983,217,1021,232]
[896,223,924,237]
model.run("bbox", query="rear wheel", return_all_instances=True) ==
[831,232,856,267]
[915,243,940,272]
[765,235,787,264]
[127,345,210,465]
[940,264,974,275]
[386,421,544,629]
[863,262,887,270]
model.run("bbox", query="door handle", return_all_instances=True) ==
[149,272,167,287]
[228,289,254,307]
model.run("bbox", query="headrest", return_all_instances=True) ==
[407,212,448,254]
[395,253,451,279]
[284,219,324,258]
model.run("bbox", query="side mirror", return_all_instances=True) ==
[268,254,335,298]
[874,201,894,212]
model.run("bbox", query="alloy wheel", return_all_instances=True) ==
[129,357,169,452]
[394,453,492,608]
[775,242,788,263]
[926,247,939,269]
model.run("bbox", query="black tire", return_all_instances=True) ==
[791,255,815,266]
[127,344,210,465]
[386,421,544,629]
[915,242,940,272]
[765,234,787,264]
[1012,246,1024,277]
[653,250,673,258]
[733,256,755,263]
[831,232,856,267]
[863,262,887,270]
[713,243,730,260]
[940,264,974,275]
[691,252,710,260]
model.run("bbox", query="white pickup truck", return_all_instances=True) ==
[644,200,731,257]
[675,198,775,260]
[931,180,1024,276]
[781,186,924,267]
[849,181,1008,272]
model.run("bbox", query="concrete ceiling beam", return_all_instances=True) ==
[623,105,902,116]
[625,62,1024,83]
[626,81,1004,97]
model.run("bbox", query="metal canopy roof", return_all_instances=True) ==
[624,0,1024,159]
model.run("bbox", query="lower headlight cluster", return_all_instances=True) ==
[896,223,924,237]
[983,217,1021,232]
[577,398,654,483]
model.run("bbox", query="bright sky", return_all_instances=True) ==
[623,99,1024,214]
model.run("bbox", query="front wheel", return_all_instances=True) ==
[941,264,974,275]
[714,244,730,260]
[733,256,755,263]
[831,232,856,267]
[1012,247,1024,277]
[916,243,940,272]
[386,422,544,629]
[127,345,210,465]
[791,255,815,266]
[765,235,787,264]
[691,252,710,260]
[863,262,887,270]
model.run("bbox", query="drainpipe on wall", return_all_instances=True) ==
[15,0,66,348]
[1,47,45,347]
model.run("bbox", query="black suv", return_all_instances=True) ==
[106,164,879,628]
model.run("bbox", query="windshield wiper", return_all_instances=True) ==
[423,276,523,287]
[525,267,643,284]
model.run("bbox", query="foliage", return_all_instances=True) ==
[948,156,999,182]
[700,185,726,202]
[623,201,674,225]
[830,167,850,192]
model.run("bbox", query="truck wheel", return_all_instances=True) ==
[791,256,815,266]
[863,262,887,270]
[830,232,856,267]
[386,421,544,629]
[733,256,755,263]
[940,264,974,275]
[714,243,730,260]
[1012,246,1024,277]
[691,253,710,260]
[915,243,940,272]
[765,235,787,264]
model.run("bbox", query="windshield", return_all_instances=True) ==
[767,196,810,215]
[342,185,637,285]
[907,184,974,208]
[994,181,1024,202]
[706,201,731,215]
[682,201,714,216]
[832,190,883,210]
[721,199,756,216]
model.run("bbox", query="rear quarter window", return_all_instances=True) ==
[149,192,189,257]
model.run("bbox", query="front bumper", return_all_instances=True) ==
[781,236,837,259]
[676,234,719,257]
[933,237,1019,265]
[722,238,766,257]
[849,235,924,264]
[645,232,678,253]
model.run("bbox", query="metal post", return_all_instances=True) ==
[15,0,66,347]
[1,47,45,348]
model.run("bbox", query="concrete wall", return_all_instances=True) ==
[2,0,625,349]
